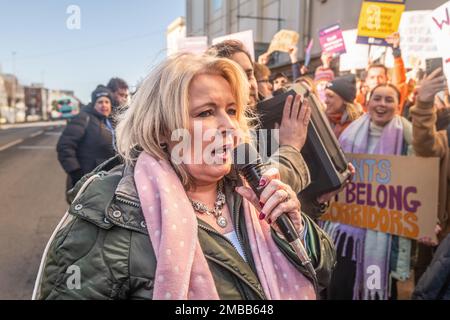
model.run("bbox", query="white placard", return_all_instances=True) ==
[340,29,369,71]
[176,36,208,55]
[430,1,450,91]
[398,10,440,69]
[339,28,394,72]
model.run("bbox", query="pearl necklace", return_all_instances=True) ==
[189,180,227,228]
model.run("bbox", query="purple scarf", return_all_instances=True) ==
[331,114,404,299]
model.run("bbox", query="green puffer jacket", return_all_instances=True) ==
[35,152,336,300]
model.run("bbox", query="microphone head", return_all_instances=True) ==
[232,143,262,172]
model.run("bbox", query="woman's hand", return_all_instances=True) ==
[418,224,442,247]
[320,52,333,69]
[385,32,400,49]
[300,65,309,75]
[316,163,355,204]
[417,68,447,104]
[277,94,312,152]
[288,45,299,64]
[258,52,271,65]
[236,167,304,235]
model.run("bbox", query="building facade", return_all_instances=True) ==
[167,17,187,56]
[186,0,447,67]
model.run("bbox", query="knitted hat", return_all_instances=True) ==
[326,74,357,103]
[314,67,335,83]
[91,85,113,104]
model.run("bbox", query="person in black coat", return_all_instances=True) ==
[57,85,116,195]
[412,234,450,300]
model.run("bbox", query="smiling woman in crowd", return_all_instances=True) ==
[323,83,414,300]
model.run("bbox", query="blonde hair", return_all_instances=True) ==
[115,53,253,187]
[344,101,363,121]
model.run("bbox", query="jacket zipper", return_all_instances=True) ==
[233,195,249,263]
[116,195,140,208]
[197,222,266,299]
[204,254,265,300]
[197,223,246,263]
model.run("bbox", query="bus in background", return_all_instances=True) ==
[51,96,80,121]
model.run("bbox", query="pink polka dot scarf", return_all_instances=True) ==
[134,152,316,300]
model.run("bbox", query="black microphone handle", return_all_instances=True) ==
[239,162,300,243]
[234,144,319,296]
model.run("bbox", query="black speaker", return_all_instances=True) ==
[256,83,351,198]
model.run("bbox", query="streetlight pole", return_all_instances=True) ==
[11,51,17,123]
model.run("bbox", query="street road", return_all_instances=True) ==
[0,122,68,299]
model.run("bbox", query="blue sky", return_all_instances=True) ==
[0,0,185,103]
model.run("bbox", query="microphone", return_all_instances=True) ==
[232,143,317,282]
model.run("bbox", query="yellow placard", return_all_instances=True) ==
[357,1,405,39]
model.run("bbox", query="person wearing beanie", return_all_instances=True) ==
[324,75,363,138]
[91,85,114,116]
[57,85,116,201]
[314,66,335,105]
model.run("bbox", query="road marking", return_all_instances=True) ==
[0,120,66,130]
[45,132,61,136]
[0,139,24,152]
[17,146,54,150]
[29,130,44,138]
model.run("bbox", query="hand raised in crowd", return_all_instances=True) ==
[417,68,448,104]
[276,94,312,153]
[320,52,333,69]
[300,65,309,75]
[258,52,271,65]
[316,163,356,204]
[235,167,304,235]
[418,224,442,247]
[288,45,299,64]
[385,32,400,49]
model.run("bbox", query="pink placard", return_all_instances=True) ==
[319,23,347,55]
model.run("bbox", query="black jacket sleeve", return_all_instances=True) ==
[56,113,89,174]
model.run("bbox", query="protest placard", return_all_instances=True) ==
[319,23,346,55]
[212,30,255,61]
[321,153,439,241]
[176,36,208,55]
[398,11,439,69]
[266,29,300,55]
[340,29,369,71]
[430,1,450,91]
[357,0,406,46]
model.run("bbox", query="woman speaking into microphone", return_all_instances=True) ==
[34,53,335,300]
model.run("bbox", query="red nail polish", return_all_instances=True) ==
[259,201,265,208]
[259,213,266,220]
[259,178,267,187]
[268,218,272,224]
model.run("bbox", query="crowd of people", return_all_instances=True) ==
[32,33,449,300]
